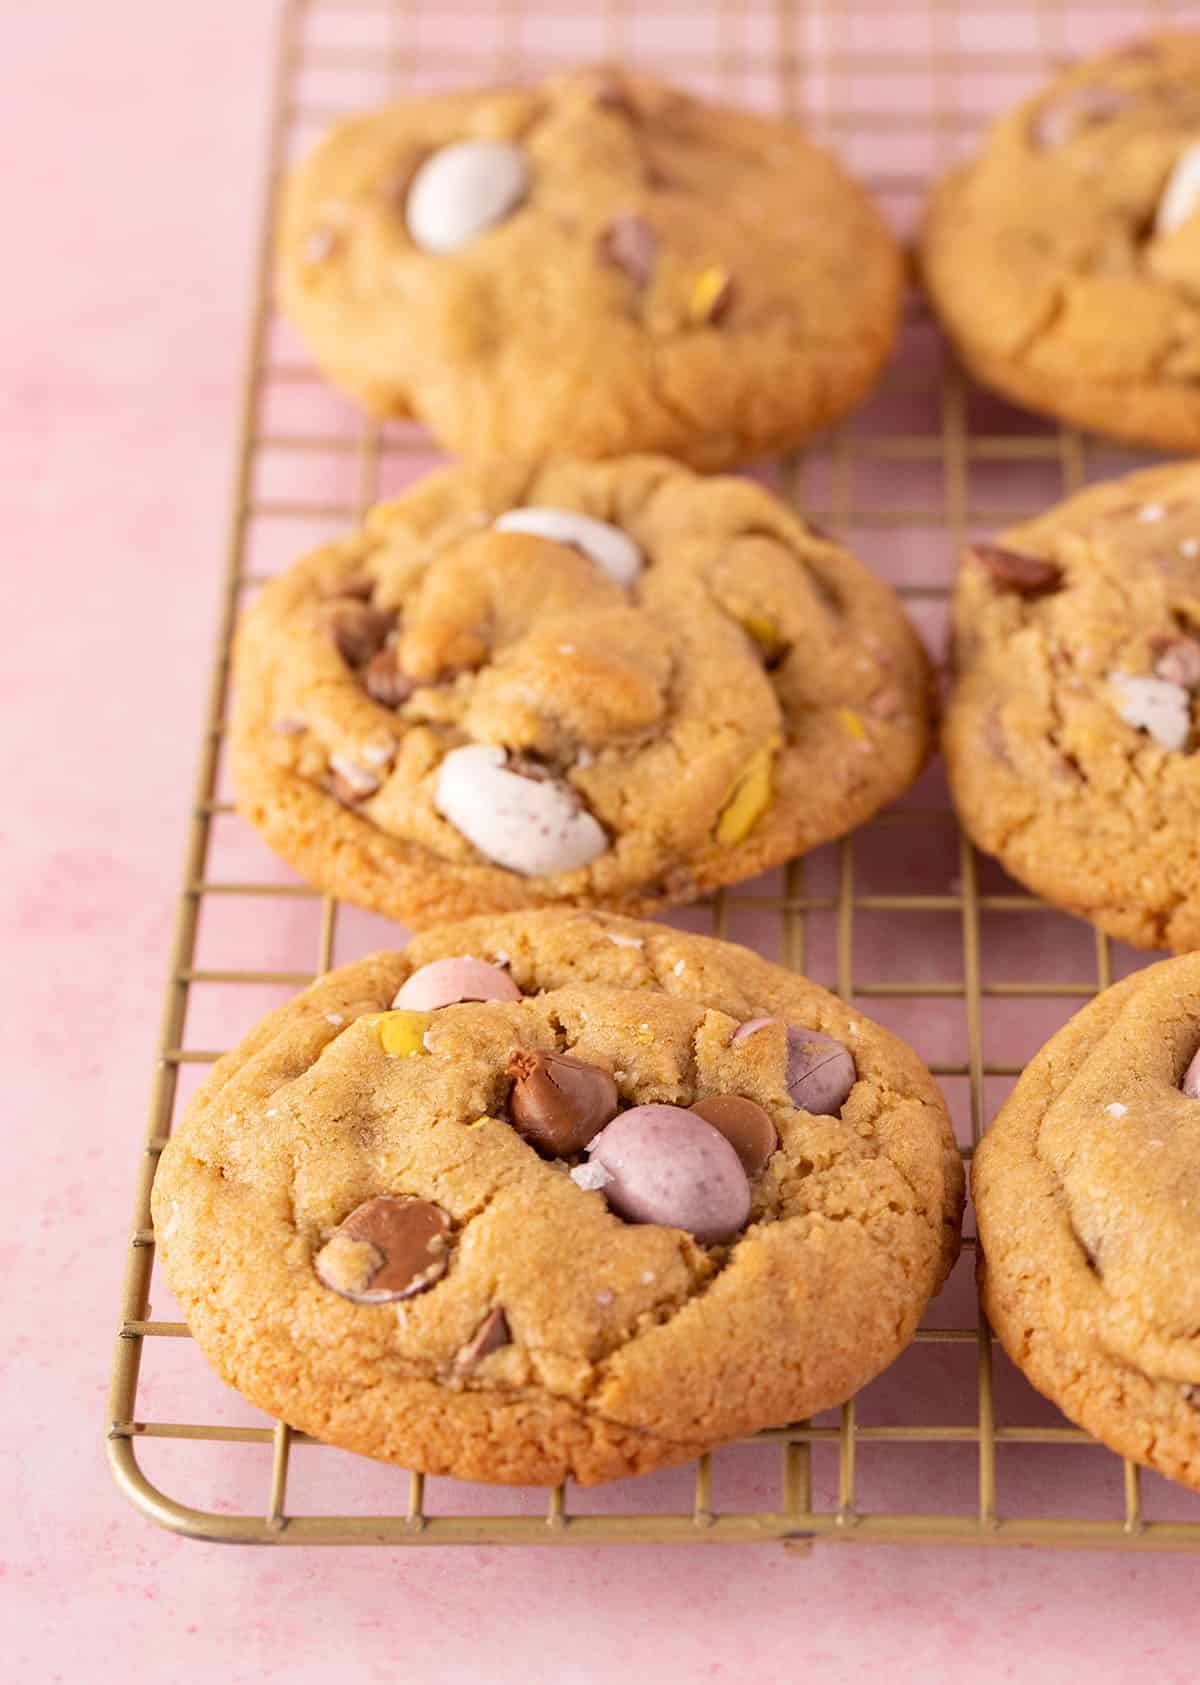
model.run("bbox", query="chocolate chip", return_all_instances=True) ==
[597,213,659,287]
[966,542,1063,597]
[364,645,415,707]
[690,1094,778,1177]
[315,1195,451,1303]
[321,599,396,667]
[507,1049,619,1156]
[454,1307,511,1372]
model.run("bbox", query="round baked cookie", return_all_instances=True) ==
[232,456,934,927]
[278,66,903,469]
[944,462,1200,951]
[152,911,964,1485]
[921,34,1200,451]
[974,955,1200,1491]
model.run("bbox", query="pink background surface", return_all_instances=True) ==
[5,2,1200,1680]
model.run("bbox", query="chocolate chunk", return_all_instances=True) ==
[364,645,415,707]
[597,213,659,287]
[454,1307,511,1372]
[690,1094,778,1177]
[321,598,396,667]
[966,542,1063,597]
[507,1050,619,1156]
[315,1195,451,1303]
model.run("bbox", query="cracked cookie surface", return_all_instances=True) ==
[278,66,903,469]
[944,462,1200,950]
[920,34,1200,451]
[151,911,963,1485]
[973,955,1200,1491]
[232,455,934,927]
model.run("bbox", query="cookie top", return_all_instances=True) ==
[973,954,1200,1490]
[944,462,1200,951]
[152,911,963,1485]
[233,456,933,927]
[921,34,1200,451]
[278,67,903,469]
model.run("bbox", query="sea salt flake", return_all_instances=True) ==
[595,1289,615,1306]
[1180,537,1200,559]
[672,959,686,976]
[608,933,643,949]
[641,1270,656,1285]
[570,1161,613,1192]
[422,1030,437,1051]
[1137,502,1167,523]
[1105,1102,1128,1118]
[325,1013,344,1026]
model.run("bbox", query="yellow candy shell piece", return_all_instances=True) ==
[361,1009,432,1057]
[740,613,780,650]
[688,265,732,325]
[836,707,866,742]
[714,741,777,846]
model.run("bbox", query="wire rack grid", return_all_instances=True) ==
[107,0,1200,1551]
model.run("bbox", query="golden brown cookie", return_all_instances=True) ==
[278,66,903,468]
[974,955,1200,1492]
[944,462,1200,951]
[232,456,934,928]
[152,911,963,1485]
[921,34,1200,451]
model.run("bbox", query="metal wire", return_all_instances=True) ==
[106,0,1200,1549]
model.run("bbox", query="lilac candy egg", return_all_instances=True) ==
[734,1016,856,1115]
[785,1028,856,1115]
[587,1104,750,1245]
[393,956,520,1012]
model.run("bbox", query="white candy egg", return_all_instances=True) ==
[494,508,644,587]
[406,141,528,255]
[435,745,608,876]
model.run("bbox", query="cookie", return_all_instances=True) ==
[232,456,935,928]
[152,910,964,1485]
[943,462,1200,951]
[278,66,903,469]
[973,955,1200,1491]
[921,34,1200,452]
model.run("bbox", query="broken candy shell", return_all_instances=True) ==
[587,1104,751,1244]
[1182,1047,1200,1098]
[315,1196,451,1303]
[361,1009,432,1057]
[1157,141,1200,236]
[1111,672,1191,752]
[405,140,528,254]
[690,1094,777,1177]
[435,744,608,876]
[714,742,776,845]
[687,265,734,325]
[493,506,644,587]
[394,956,520,1012]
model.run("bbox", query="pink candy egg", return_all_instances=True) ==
[587,1103,750,1245]
[393,956,520,1012]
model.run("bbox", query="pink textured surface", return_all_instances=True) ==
[6,1,1200,1679]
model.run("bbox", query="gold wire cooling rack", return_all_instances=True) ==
[107,0,1200,1550]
